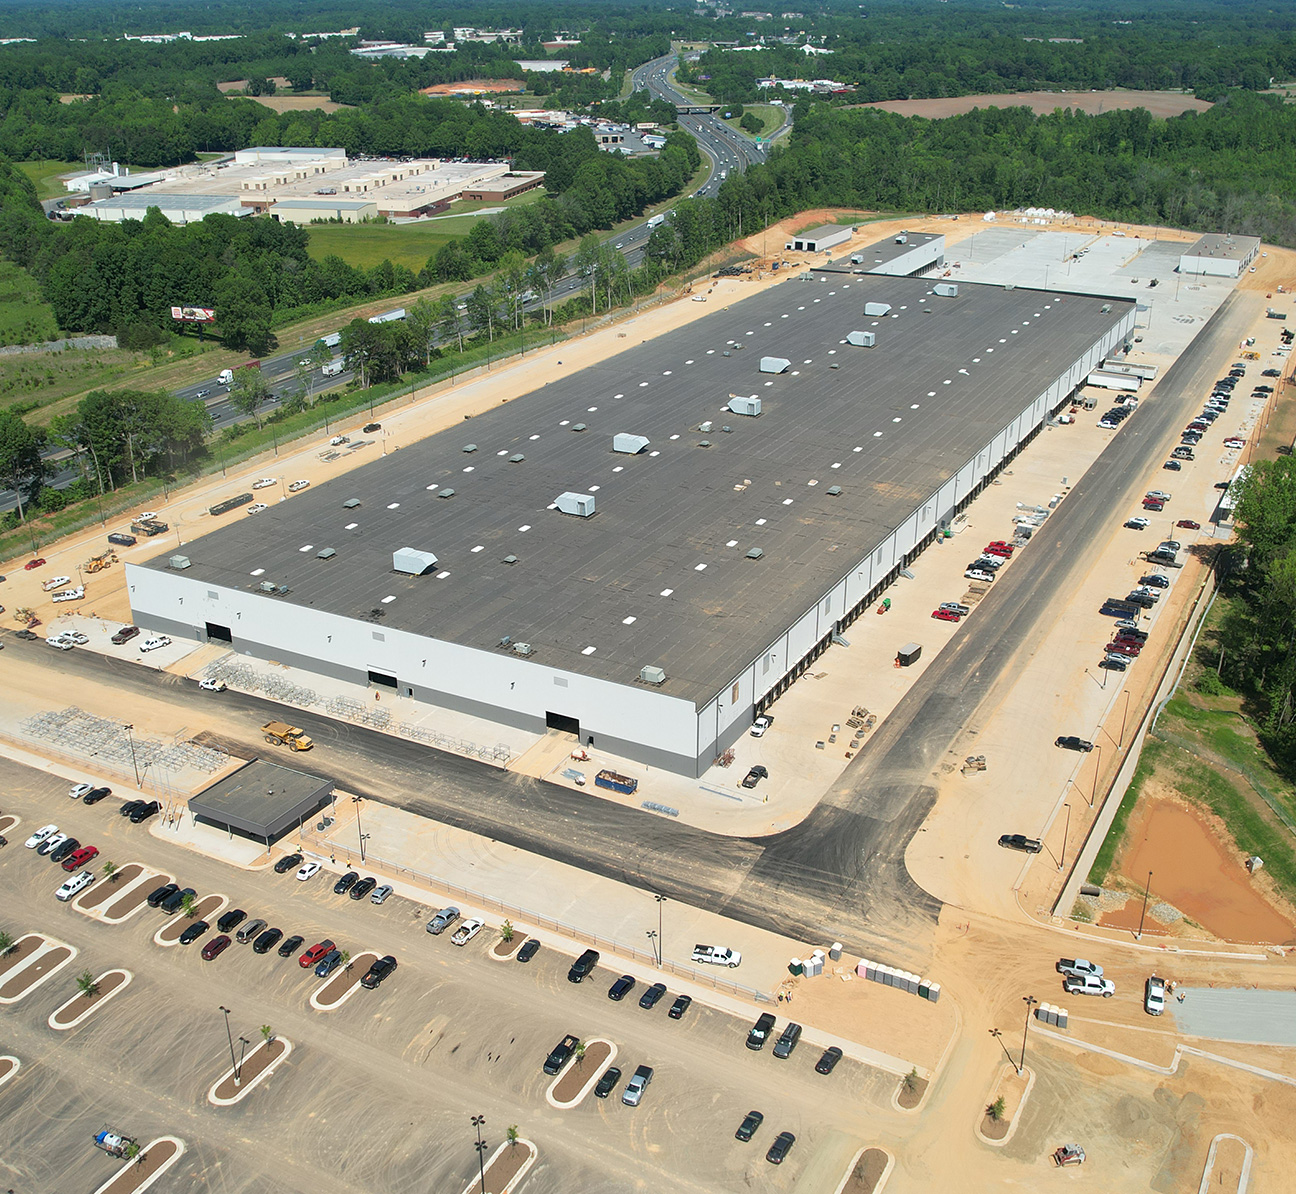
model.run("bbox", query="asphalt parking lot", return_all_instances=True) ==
[0,755,896,1193]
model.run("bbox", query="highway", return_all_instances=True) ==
[4,52,778,514]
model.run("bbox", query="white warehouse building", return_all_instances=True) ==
[126,273,1134,776]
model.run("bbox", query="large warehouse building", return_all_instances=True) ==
[126,273,1134,776]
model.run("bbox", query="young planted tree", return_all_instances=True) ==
[102,861,119,883]
[260,1024,274,1043]
[0,930,14,957]
[499,920,515,943]
[180,892,198,919]
[76,969,100,999]
[987,1096,1006,1122]
[506,1125,520,1148]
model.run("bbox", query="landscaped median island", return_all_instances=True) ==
[73,863,144,911]
[90,1137,185,1194]
[489,926,526,960]
[154,895,227,946]
[49,969,132,1030]
[0,1055,19,1088]
[894,1068,929,1111]
[977,1064,1033,1146]
[208,1037,292,1106]
[836,1147,893,1194]
[0,936,77,1005]
[546,1039,615,1109]
[464,1137,538,1194]
[310,952,378,1011]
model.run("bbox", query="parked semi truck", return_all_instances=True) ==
[262,721,314,751]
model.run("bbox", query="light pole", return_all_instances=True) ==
[1119,689,1131,749]
[1090,742,1101,808]
[1136,870,1153,940]
[1019,995,1037,1076]
[1058,804,1071,872]
[646,929,658,965]
[352,795,367,864]
[218,1006,239,1085]
[654,894,667,967]
[123,724,142,787]
[471,1114,487,1194]
[236,1036,250,1083]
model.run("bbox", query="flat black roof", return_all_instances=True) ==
[190,759,333,840]
[149,276,1132,706]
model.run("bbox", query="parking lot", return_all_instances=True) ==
[0,755,899,1193]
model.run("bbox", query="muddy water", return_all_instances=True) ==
[1107,798,1296,945]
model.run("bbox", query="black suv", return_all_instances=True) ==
[159,886,196,914]
[567,948,599,983]
[333,871,359,895]
[360,955,398,989]
[147,882,180,908]
[217,908,246,933]
[747,1012,777,1050]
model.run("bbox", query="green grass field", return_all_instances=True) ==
[722,104,784,139]
[0,260,61,346]
[16,160,82,200]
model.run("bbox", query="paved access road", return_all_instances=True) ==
[0,755,894,1194]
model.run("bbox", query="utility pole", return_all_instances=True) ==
[218,1006,239,1085]
[1136,871,1153,939]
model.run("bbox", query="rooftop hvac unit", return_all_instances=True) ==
[342,498,361,509]
[826,485,842,496]
[316,547,336,559]
[745,547,764,559]
[933,282,958,297]
[613,433,650,454]
[502,554,519,565]
[512,642,534,656]
[846,330,875,347]
[640,665,666,685]
[759,356,790,374]
[393,547,439,575]
[462,443,477,453]
[437,488,455,499]
[699,420,713,433]
[556,491,596,517]
[571,423,587,432]
[728,396,762,416]
[168,554,191,570]
[864,301,892,317]
[508,453,525,463]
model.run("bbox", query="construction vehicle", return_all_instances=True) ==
[262,721,313,751]
[83,551,117,574]
[130,518,168,536]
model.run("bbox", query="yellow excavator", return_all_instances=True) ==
[83,551,118,574]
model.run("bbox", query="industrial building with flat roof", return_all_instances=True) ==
[785,223,852,252]
[127,274,1134,775]
[1179,233,1261,278]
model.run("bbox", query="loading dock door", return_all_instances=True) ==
[205,622,232,643]
[546,711,580,738]
[368,670,398,690]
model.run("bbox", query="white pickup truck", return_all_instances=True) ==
[692,943,742,968]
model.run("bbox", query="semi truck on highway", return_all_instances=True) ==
[647,214,665,229]
[218,369,233,385]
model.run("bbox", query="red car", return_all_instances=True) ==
[1176,519,1201,530]
[986,541,1015,554]
[201,935,232,961]
[982,545,1012,558]
[1105,642,1141,656]
[61,845,98,871]
[299,939,335,969]
[931,608,961,622]
[24,558,46,570]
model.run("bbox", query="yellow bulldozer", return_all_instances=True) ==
[83,551,118,574]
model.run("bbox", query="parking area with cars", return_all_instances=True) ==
[0,757,903,1193]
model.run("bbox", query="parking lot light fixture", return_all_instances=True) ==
[646,929,658,966]
[654,894,667,965]
[123,724,142,787]
[471,1115,487,1193]
[218,1006,238,1084]
[1020,995,1038,1075]
[236,1036,250,1083]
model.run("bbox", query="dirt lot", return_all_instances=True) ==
[419,79,524,95]
[855,90,1213,119]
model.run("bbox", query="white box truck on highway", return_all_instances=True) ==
[322,359,343,377]
[647,214,665,229]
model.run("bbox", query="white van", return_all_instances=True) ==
[56,871,95,901]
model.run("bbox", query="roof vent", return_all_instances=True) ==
[746,547,764,559]
[556,491,596,517]
[513,642,534,656]
[342,498,361,509]
[502,554,519,565]
[508,453,525,463]
[759,356,790,374]
[462,443,477,452]
[168,554,191,570]
[317,547,337,559]
[699,420,713,433]
[572,422,587,432]
[698,439,712,448]
[826,485,842,496]
[864,301,891,317]
[846,330,875,347]
[393,547,439,575]
[722,425,733,433]
[613,433,650,454]
[640,665,666,685]
[437,488,455,499]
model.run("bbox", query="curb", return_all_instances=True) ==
[487,935,527,963]
[74,868,167,923]
[461,1138,538,1194]
[832,1147,895,1194]
[309,953,378,1011]
[153,895,228,947]
[545,1039,617,1109]
[90,1136,185,1194]
[1198,1133,1254,1194]
[48,969,133,1030]
[0,1055,20,1089]
[207,1037,293,1106]
[974,1065,1034,1148]
[0,936,78,1005]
